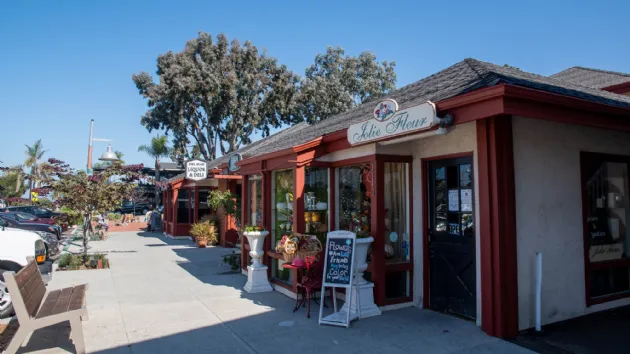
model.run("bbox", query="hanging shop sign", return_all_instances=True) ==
[185,159,207,181]
[347,100,439,145]
[228,153,242,172]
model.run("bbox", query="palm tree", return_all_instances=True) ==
[138,135,171,206]
[24,139,47,200]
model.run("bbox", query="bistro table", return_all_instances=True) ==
[282,263,307,313]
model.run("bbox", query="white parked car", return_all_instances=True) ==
[0,219,52,318]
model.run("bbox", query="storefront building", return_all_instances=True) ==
[162,160,241,248]
[184,59,630,338]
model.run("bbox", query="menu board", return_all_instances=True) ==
[323,233,356,287]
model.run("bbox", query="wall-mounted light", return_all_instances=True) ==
[436,114,454,136]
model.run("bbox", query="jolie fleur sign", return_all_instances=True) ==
[347,100,438,145]
[185,159,208,181]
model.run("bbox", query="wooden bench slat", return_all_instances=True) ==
[51,287,73,315]
[14,261,38,289]
[68,285,87,312]
[35,289,62,319]
[19,270,45,301]
[23,282,47,318]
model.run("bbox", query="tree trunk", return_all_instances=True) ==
[14,173,21,193]
[155,159,161,208]
[82,213,92,256]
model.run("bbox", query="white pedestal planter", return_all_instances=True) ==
[340,236,382,318]
[243,231,273,293]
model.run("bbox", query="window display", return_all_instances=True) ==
[198,189,211,220]
[384,163,409,263]
[582,155,630,299]
[337,164,372,237]
[248,175,263,227]
[304,167,329,243]
[272,169,294,284]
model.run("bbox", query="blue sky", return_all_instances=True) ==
[1,0,629,170]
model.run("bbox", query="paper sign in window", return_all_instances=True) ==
[448,190,459,211]
[460,189,473,212]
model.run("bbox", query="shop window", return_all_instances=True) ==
[384,163,410,263]
[272,169,294,284]
[248,175,263,227]
[304,167,329,244]
[177,190,190,223]
[337,164,372,237]
[198,189,211,221]
[582,153,630,302]
[385,271,410,299]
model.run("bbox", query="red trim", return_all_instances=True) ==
[239,161,263,176]
[421,151,475,162]
[266,153,297,171]
[293,136,323,153]
[293,165,306,233]
[603,81,630,94]
[476,117,519,338]
[371,157,386,305]
[210,174,242,180]
[421,157,430,309]
[241,175,249,270]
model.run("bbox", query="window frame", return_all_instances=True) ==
[581,151,630,306]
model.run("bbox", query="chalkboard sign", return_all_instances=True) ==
[319,230,359,328]
[323,232,356,287]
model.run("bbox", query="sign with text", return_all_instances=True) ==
[320,230,359,328]
[323,233,355,287]
[347,101,438,145]
[185,159,208,181]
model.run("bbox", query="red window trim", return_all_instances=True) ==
[580,151,630,306]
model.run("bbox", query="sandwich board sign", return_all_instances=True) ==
[318,230,360,328]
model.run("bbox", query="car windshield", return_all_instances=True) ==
[17,213,37,221]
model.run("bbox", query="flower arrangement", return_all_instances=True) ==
[347,200,371,238]
[242,225,266,232]
[275,232,322,262]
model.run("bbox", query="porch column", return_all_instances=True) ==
[194,186,199,223]
[293,165,306,233]
[241,175,249,270]
[371,157,386,306]
[476,115,519,338]
[262,170,273,277]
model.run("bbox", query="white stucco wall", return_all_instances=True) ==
[513,116,630,330]
[382,122,482,324]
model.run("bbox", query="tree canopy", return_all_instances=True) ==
[133,32,300,162]
[299,46,396,122]
[134,33,396,162]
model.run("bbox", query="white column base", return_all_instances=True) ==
[244,265,272,293]
[340,282,382,319]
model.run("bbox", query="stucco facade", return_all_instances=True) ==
[513,116,630,330]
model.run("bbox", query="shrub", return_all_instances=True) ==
[107,212,122,221]
[189,221,218,245]
[57,253,73,268]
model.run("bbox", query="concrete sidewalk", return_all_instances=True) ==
[12,231,535,354]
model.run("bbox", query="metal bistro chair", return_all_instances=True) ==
[297,255,334,318]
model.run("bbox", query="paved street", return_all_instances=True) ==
[13,232,534,354]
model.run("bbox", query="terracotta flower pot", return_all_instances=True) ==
[197,239,207,248]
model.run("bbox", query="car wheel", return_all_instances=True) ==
[0,261,22,319]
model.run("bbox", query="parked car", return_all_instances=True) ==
[0,216,60,256]
[6,205,62,219]
[0,219,52,319]
[112,201,153,215]
[0,212,61,238]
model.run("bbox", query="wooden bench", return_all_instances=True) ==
[2,261,88,354]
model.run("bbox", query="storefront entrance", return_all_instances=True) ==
[427,156,476,319]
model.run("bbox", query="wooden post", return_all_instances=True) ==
[194,186,199,223]
[371,157,386,306]
[477,116,519,338]
[293,165,306,234]
[241,175,249,270]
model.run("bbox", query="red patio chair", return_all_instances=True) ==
[297,255,334,318]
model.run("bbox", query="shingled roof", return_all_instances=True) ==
[171,58,630,182]
[242,58,630,159]
[550,66,630,89]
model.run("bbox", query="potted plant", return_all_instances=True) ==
[189,221,217,248]
[242,225,268,268]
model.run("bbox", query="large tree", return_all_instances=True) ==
[299,46,396,122]
[133,32,300,162]
[50,160,144,255]
[0,169,27,198]
[138,135,171,206]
